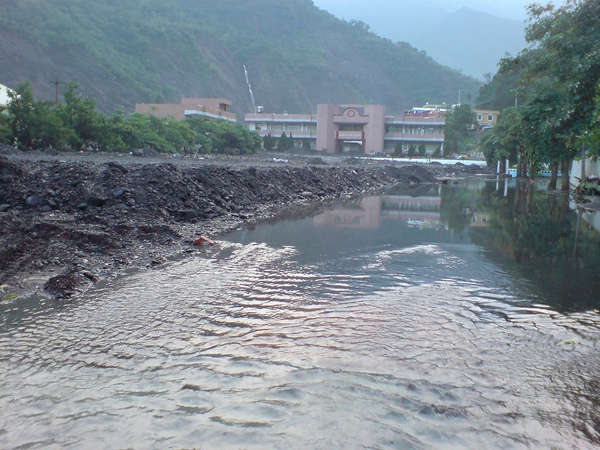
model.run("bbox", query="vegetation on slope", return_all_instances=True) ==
[0,0,480,114]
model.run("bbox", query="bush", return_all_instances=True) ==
[2,80,262,155]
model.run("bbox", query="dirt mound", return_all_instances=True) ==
[384,164,439,184]
[0,152,485,300]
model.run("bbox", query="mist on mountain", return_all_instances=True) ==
[312,0,531,79]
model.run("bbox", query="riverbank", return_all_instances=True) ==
[0,146,490,300]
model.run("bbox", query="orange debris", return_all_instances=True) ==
[193,236,215,246]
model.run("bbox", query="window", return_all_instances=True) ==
[477,114,483,121]
[339,124,363,131]
[487,114,494,121]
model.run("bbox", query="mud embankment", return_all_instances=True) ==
[0,149,488,299]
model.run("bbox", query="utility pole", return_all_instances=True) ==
[49,80,63,104]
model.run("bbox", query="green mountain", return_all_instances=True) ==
[410,8,527,80]
[313,1,528,80]
[0,0,481,116]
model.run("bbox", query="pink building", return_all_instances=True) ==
[135,98,237,122]
[313,191,443,230]
[245,103,445,154]
[316,104,386,153]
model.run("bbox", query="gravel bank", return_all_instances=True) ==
[0,146,490,300]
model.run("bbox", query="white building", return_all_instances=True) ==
[0,83,14,106]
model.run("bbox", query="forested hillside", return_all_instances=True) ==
[0,0,481,115]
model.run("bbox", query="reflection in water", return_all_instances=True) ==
[312,179,600,312]
[315,185,444,231]
[1,179,599,449]
[314,196,383,229]
[471,179,600,312]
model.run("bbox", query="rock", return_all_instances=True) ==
[44,272,93,298]
[107,162,129,173]
[131,147,160,157]
[0,204,10,212]
[26,195,45,206]
[86,196,107,207]
[0,143,18,155]
[177,210,197,222]
[306,157,326,165]
[111,188,126,198]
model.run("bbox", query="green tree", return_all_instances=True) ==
[518,77,570,186]
[186,118,260,155]
[122,113,175,152]
[418,142,426,157]
[493,0,600,187]
[55,82,102,148]
[526,1,600,150]
[6,81,37,148]
[163,118,200,153]
[481,107,524,174]
[5,81,71,149]
[476,69,520,111]
[278,132,293,152]
[263,133,277,151]
[97,109,133,152]
[444,103,477,156]
[0,104,11,144]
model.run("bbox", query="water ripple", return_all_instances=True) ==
[0,241,598,449]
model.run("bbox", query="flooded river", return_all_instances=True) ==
[1,179,600,449]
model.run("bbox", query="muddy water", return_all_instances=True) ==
[1,180,600,449]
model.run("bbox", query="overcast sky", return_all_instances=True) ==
[312,0,567,21]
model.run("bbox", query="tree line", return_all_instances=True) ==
[0,81,262,155]
[479,0,600,190]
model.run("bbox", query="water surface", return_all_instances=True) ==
[1,179,599,449]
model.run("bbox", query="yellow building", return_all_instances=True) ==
[473,109,500,129]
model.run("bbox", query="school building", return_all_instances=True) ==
[245,103,446,155]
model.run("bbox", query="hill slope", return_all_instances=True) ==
[312,1,528,80]
[411,8,527,79]
[0,0,481,115]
